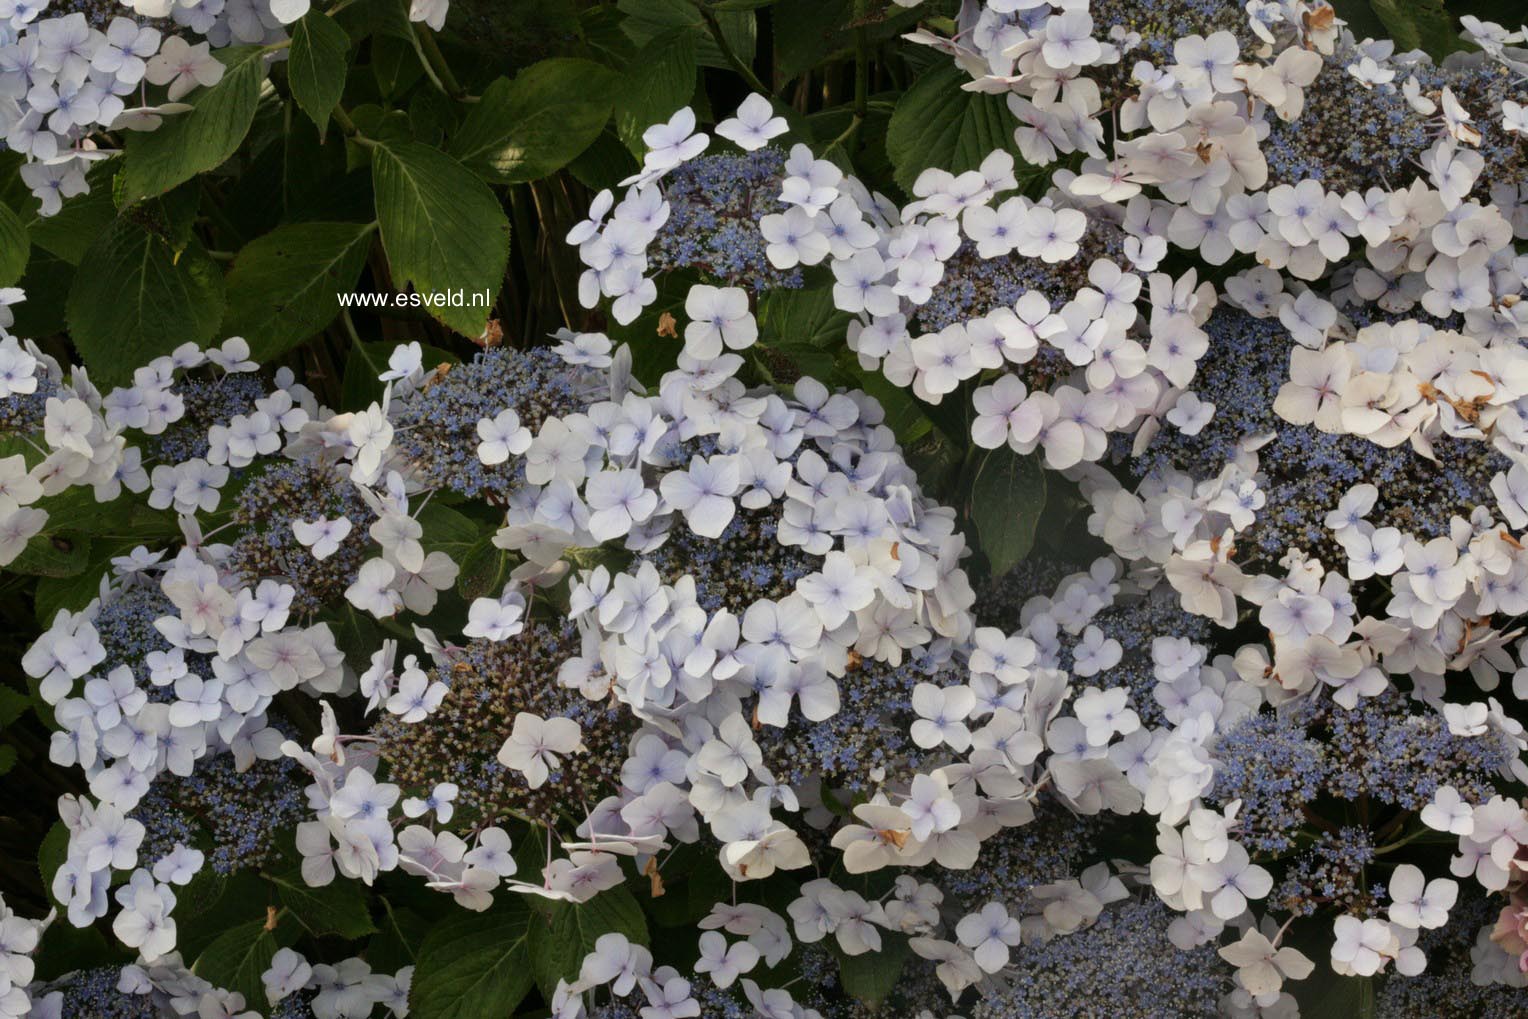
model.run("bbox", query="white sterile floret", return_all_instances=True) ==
[683,285,757,360]
[476,409,532,465]
[715,92,789,151]
[497,712,584,790]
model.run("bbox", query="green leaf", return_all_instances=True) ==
[33,922,126,982]
[367,899,429,972]
[756,286,851,382]
[417,502,481,551]
[221,221,376,362]
[192,920,280,1005]
[606,269,694,386]
[454,533,512,601]
[617,0,755,70]
[280,116,374,224]
[34,542,141,624]
[38,820,68,904]
[346,105,413,170]
[409,901,534,1019]
[343,0,416,42]
[583,4,638,66]
[1296,971,1373,1019]
[267,868,377,939]
[759,345,836,387]
[371,140,511,337]
[26,170,117,264]
[289,12,351,135]
[1325,0,1388,40]
[7,249,71,336]
[565,129,640,191]
[28,486,179,542]
[175,867,230,922]
[887,61,1025,195]
[612,31,698,155]
[834,933,909,1007]
[527,886,649,1001]
[434,2,586,69]
[372,32,423,98]
[0,687,29,727]
[64,218,226,384]
[645,843,731,928]
[449,59,617,184]
[772,0,923,83]
[841,354,932,447]
[177,872,271,960]
[34,568,103,625]
[409,88,457,147]
[0,150,21,207]
[968,447,1046,578]
[0,202,27,286]
[321,604,385,671]
[120,47,266,203]
[9,531,90,578]
[758,287,852,352]
[1368,0,1462,61]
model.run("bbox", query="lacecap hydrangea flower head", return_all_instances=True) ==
[0,342,420,1018]
[0,0,456,214]
[560,1,1528,1014]
[4,243,1122,1018]
[5,3,1528,1018]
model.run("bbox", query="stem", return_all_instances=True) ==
[853,0,870,122]
[527,180,577,329]
[331,105,377,148]
[694,1,772,96]
[822,113,864,159]
[409,29,452,98]
[331,104,357,135]
[415,26,471,101]
[1300,803,1340,833]
[340,308,363,347]
[1371,809,1411,845]
[1272,913,1297,946]
[1374,827,1432,855]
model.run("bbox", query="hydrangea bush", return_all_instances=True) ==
[2,1,1528,1018]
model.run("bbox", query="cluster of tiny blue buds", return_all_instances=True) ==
[131,742,308,875]
[375,621,633,829]
[391,347,601,500]
[228,458,376,616]
[1126,306,1508,573]
[651,147,804,293]
[40,966,162,1018]
[0,372,58,435]
[942,801,1106,916]
[1272,825,1379,917]
[1262,45,1527,196]
[1376,894,1528,1016]
[970,898,1228,1019]
[150,373,266,465]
